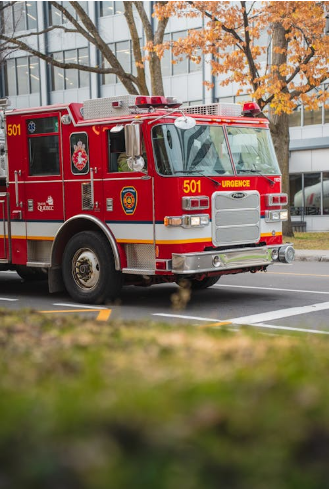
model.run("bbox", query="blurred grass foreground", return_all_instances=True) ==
[0,310,328,489]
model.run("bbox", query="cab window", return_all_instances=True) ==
[107,126,147,173]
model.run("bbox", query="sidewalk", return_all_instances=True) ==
[294,249,329,262]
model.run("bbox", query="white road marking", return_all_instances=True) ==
[53,302,108,310]
[153,302,329,335]
[153,313,220,322]
[239,323,328,335]
[230,302,329,325]
[0,297,19,301]
[214,284,329,295]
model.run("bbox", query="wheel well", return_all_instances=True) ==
[51,216,121,270]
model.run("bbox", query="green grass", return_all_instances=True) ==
[0,310,328,489]
[284,232,329,250]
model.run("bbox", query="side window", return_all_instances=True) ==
[108,127,126,172]
[70,133,89,175]
[27,116,60,176]
[107,126,147,173]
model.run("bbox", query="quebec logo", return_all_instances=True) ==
[121,186,137,215]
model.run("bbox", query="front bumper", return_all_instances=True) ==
[172,244,294,274]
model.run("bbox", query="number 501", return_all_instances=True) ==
[183,179,201,193]
[7,124,21,136]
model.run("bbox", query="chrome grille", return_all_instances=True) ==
[212,191,260,246]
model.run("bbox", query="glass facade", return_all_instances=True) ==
[102,41,139,85]
[48,1,88,25]
[51,48,89,91]
[1,1,37,33]
[161,31,202,76]
[290,172,329,217]
[99,1,125,16]
[4,56,40,96]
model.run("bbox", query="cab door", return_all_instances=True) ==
[102,124,155,271]
[62,125,104,221]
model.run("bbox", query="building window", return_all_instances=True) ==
[289,84,329,127]
[48,1,88,25]
[99,1,124,16]
[161,30,202,76]
[102,40,140,85]
[51,48,89,91]
[1,1,37,33]
[290,172,329,217]
[289,106,303,127]
[4,56,40,96]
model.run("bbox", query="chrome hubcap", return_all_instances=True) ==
[72,249,100,289]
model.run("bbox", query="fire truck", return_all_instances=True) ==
[0,95,294,304]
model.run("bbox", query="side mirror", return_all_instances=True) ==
[125,124,141,157]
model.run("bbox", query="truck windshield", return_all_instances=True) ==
[227,127,280,175]
[152,124,234,176]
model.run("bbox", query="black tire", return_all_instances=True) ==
[16,266,48,281]
[187,275,220,290]
[62,231,122,304]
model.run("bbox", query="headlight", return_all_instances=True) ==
[164,214,210,228]
[265,210,288,222]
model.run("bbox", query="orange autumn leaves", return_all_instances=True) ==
[151,1,329,115]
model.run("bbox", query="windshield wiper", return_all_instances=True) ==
[237,169,275,186]
[174,170,220,187]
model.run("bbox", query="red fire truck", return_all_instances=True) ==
[0,95,294,304]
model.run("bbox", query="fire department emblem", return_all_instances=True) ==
[27,121,36,133]
[121,186,137,215]
[72,140,89,171]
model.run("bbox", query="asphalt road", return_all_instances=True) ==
[0,261,328,336]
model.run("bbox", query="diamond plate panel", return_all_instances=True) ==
[125,244,155,269]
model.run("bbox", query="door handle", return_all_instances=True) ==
[14,170,22,207]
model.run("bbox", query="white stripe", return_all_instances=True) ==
[53,302,108,310]
[230,302,329,324]
[153,313,220,322]
[241,322,329,335]
[214,284,329,295]
[0,297,18,301]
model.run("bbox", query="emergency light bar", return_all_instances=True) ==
[242,102,261,116]
[135,96,181,109]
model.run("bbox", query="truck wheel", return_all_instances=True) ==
[62,231,122,304]
[187,276,220,290]
[16,266,48,281]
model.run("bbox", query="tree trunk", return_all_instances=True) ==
[149,53,165,95]
[270,22,294,237]
[269,114,294,237]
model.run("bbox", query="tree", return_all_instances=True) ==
[152,1,329,236]
[0,1,169,96]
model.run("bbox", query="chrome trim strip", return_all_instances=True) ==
[26,261,50,267]
[122,268,156,275]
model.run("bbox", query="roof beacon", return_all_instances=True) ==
[242,102,261,116]
[135,95,181,110]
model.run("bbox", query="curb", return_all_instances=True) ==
[294,252,329,263]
